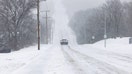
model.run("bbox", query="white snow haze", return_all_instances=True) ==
[0,0,132,74]
[52,0,77,45]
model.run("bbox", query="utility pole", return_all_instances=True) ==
[44,10,50,44]
[104,11,107,48]
[51,20,55,44]
[37,0,40,50]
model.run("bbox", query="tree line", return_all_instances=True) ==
[69,0,132,44]
[0,0,51,51]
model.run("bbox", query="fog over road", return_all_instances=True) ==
[6,0,132,74]
[52,0,77,45]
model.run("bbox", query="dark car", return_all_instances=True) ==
[60,39,68,45]
[0,45,11,53]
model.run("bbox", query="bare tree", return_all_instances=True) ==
[69,0,128,44]
[123,2,132,36]
[103,0,123,37]
[0,0,38,50]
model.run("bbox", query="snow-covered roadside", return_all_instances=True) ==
[0,45,52,74]
[70,38,132,73]
[93,37,132,54]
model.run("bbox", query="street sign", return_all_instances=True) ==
[92,36,95,39]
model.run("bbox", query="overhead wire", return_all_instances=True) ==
[45,1,49,11]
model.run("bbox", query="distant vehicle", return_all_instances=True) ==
[60,39,68,45]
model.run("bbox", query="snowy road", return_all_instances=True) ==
[10,45,132,74]
[12,45,76,74]
[62,46,129,74]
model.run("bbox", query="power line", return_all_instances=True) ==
[43,1,52,44]
[43,10,50,44]
[45,1,49,10]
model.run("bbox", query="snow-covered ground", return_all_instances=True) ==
[94,37,132,54]
[0,45,52,74]
[1,38,132,74]
[71,37,132,73]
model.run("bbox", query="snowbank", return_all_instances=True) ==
[93,37,132,54]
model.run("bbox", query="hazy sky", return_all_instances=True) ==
[62,0,130,17]
[42,0,131,18]
[62,0,105,17]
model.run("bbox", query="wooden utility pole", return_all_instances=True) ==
[37,0,40,50]
[50,18,54,44]
[45,10,50,44]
